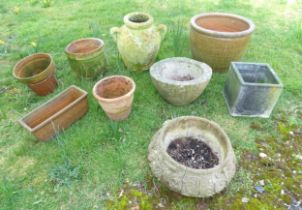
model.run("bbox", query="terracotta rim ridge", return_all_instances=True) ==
[190,12,255,38]
[124,12,154,29]
[158,116,234,174]
[150,57,212,86]
[65,37,104,58]
[92,75,136,102]
[13,53,54,82]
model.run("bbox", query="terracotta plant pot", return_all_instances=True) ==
[19,85,88,141]
[110,12,167,71]
[190,13,255,73]
[150,57,212,106]
[65,38,107,78]
[148,116,236,198]
[224,62,283,118]
[92,75,136,121]
[13,53,58,96]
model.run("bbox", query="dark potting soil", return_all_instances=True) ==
[167,137,219,169]
[172,75,194,81]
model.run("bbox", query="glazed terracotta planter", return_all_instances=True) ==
[224,62,283,118]
[19,85,88,141]
[148,116,236,198]
[190,13,255,73]
[92,75,136,121]
[65,38,107,78]
[13,53,58,96]
[150,57,212,106]
[110,12,167,71]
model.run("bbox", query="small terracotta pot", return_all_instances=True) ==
[92,75,136,121]
[190,13,255,73]
[13,53,58,96]
[65,38,107,78]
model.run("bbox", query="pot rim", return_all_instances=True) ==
[190,12,255,38]
[124,12,154,29]
[150,57,212,86]
[64,37,105,59]
[13,53,54,84]
[92,75,136,102]
[157,116,235,175]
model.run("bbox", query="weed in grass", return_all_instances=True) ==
[171,18,186,57]
[89,22,102,38]
[42,0,53,8]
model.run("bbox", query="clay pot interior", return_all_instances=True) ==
[14,55,51,79]
[236,63,279,84]
[95,77,133,99]
[196,15,250,32]
[22,87,85,129]
[66,38,103,55]
[128,13,149,23]
[152,59,208,83]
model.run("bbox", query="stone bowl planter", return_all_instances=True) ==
[19,85,88,141]
[13,53,58,96]
[150,57,212,106]
[65,38,107,78]
[190,13,255,73]
[224,62,283,118]
[92,75,136,121]
[148,116,236,198]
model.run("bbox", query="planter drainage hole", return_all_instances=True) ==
[167,137,219,169]
[129,14,149,23]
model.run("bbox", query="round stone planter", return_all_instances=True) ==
[65,38,107,78]
[190,13,255,73]
[148,116,236,198]
[110,12,167,71]
[92,75,136,121]
[13,53,58,96]
[150,57,212,106]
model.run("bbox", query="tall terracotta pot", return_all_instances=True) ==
[92,75,136,121]
[13,53,58,96]
[65,38,107,78]
[110,12,167,71]
[190,13,255,73]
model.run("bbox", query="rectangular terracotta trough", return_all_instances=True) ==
[19,85,88,141]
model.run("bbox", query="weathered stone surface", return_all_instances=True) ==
[148,116,236,198]
[223,62,283,118]
[150,57,212,106]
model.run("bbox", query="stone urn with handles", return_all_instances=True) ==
[110,12,167,71]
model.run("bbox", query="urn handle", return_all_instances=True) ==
[157,24,167,41]
[110,27,121,42]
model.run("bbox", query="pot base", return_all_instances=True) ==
[105,107,131,121]
[28,73,58,96]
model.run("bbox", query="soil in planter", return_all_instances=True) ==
[172,75,194,81]
[167,137,219,169]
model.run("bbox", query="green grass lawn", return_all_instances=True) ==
[0,0,302,209]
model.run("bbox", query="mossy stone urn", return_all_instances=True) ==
[110,12,167,71]
[148,116,236,197]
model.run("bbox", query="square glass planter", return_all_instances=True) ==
[19,85,88,141]
[223,62,283,118]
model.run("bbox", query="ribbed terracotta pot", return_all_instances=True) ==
[13,53,58,96]
[65,38,107,78]
[92,75,136,121]
[148,116,236,198]
[190,13,255,73]
[110,12,167,71]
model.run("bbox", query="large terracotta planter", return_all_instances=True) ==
[148,116,236,198]
[224,62,283,118]
[190,13,255,73]
[150,57,212,106]
[13,53,58,96]
[92,75,136,121]
[110,12,167,71]
[65,38,107,78]
[19,85,88,141]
